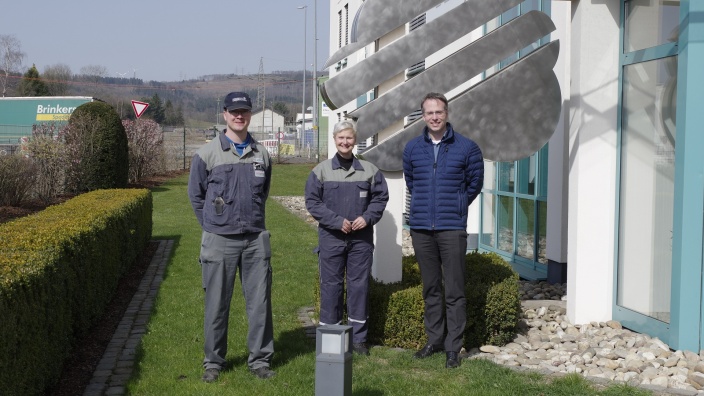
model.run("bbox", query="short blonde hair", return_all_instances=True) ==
[332,120,358,138]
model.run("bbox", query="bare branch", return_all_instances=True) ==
[0,34,26,97]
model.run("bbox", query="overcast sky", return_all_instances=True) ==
[1,0,330,82]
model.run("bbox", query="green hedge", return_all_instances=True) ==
[0,189,152,396]
[366,251,520,350]
[66,101,129,192]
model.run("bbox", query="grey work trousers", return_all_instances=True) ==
[410,229,468,353]
[200,230,274,371]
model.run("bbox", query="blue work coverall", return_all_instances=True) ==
[305,155,389,343]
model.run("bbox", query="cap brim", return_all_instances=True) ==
[224,105,252,111]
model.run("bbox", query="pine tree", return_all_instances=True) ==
[17,64,49,96]
[150,93,165,124]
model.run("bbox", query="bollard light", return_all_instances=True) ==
[315,324,352,396]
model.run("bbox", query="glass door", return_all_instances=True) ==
[613,0,679,340]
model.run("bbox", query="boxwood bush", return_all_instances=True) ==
[0,188,152,396]
[64,101,129,193]
[366,251,520,350]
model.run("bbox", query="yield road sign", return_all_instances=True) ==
[131,100,149,118]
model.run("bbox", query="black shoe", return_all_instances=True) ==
[201,368,220,383]
[445,351,460,368]
[250,366,276,379]
[353,342,370,356]
[413,343,444,359]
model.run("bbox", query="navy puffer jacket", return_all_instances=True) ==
[402,122,484,230]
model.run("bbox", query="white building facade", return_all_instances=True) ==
[249,109,285,136]
[326,0,704,352]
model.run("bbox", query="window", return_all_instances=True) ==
[481,144,549,271]
[338,10,343,49]
[624,0,680,52]
[345,4,349,46]
[478,1,552,277]
[616,0,679,323]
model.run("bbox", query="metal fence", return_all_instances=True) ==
[0,124,31,146]
[160,127,327,172]
[0,125,326,168]
[0,144,20,156]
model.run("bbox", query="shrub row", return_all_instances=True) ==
[0,188,152,396]
[366,251,521,350]
[0,103,166,207]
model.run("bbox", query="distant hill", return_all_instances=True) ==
[6,70,326,126]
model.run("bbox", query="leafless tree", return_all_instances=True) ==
[43,63,73,96]
[122,119,165,182]
[0,34,25,97]
[79,64,108,97]
[79,64,108,80]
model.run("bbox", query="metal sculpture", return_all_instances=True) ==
[321,0,562,170]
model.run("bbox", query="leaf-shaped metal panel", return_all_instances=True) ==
[349,11,556,142]
[361,41,561,170]
[321,0,524,109]
[325,0,446,68]
[322,1,563,170]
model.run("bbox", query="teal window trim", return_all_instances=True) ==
[613,1,626,333]
[614,305,670,342]
[613,0,703,351]
[479,145,549,280]
[673,0,704,352]
[614,0,677,345]
[622,43,678,65]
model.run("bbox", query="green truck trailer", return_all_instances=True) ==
[0,96,95,148]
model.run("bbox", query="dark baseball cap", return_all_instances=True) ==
[223,92,252,111]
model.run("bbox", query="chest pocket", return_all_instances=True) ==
[208,164,234,203]
[251,160,268,196]
[321,181,340,206]
[355,181,371,214]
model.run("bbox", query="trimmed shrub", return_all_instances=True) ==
[64,101,129,193]
[465,251,521,347]
[364,252,520,350]
[0,189,152,395]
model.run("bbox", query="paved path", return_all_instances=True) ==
[83,239,173,396]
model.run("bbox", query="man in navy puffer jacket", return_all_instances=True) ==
[403,92,484,369]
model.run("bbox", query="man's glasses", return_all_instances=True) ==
[423,110,446,117]
[227,109,251,116]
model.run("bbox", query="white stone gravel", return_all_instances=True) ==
[468,291,704,395]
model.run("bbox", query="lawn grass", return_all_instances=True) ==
[270,162,315,196]
[127,163,652,395]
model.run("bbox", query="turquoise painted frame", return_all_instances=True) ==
[613,0,704,352]
[670,0,704,352]
[479,144,549,281]
[612,0,677,347]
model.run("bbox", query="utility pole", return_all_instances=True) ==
[314,0,319,162]
[257,57,265,110]
[262,88,267,136]
[216,97,220,134]
[257,58,266,135]
[298,5,307,151]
